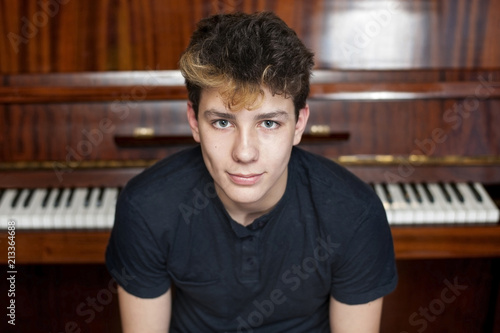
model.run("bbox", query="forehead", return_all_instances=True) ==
[199,87,295,115]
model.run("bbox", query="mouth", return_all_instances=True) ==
[227,172,264,186]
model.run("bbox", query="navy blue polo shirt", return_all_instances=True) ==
[106,146,397,332]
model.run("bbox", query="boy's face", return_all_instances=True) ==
[187,87,309,217]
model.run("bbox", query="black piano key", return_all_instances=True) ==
[421,183,434,203]
[53,188,64,208]
[398,183,411,203]
[84,187,93,207]
[467,182,483,202]
[381,183,393,204]
[409,183,422,203]
[42,188,53,208]
[66,188,75,207]
[438,182,452,202]
[450,183,465,203]
[23,189,35,207]
[0,189,5,202]
[96,187,105,207]
[11,189,24,208]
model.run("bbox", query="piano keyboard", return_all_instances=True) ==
[0,182,498,229]
[372,182,499,225]
[0,187,119,229]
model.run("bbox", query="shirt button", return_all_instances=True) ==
[246,257,255,266]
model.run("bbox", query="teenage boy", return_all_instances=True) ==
[106,11,397,333]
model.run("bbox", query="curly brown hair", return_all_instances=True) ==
[179,11,314,119]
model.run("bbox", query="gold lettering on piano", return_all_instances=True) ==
[310,125,331,136]
[133,127,155,139]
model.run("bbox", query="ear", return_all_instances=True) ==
[187,101,201,143]
[293,104,310,146]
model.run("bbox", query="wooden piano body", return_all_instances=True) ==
[1,0,500,331]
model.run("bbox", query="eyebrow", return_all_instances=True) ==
[253,111,289,121]
[203,110,236,120]
[203,109,289,121]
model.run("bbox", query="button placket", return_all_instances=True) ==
[240,235,259,282]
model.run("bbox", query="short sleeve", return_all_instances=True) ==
[330,198,398,305]
[105,192,171,298]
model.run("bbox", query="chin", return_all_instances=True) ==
[223,187,268,206]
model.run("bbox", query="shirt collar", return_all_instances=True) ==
[213,155,296,238]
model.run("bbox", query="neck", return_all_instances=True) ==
[218,169,288,226]
[229,209,271,226]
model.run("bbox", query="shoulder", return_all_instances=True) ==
[290,147,385,229]
[291,147,378,206]
[117,146,210,223]
[289,149,396,297]
[126,146,205,190]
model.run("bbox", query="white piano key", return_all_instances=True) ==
[387,183,413,224]
[61,188,76,229]
[415,184,436,224]
[24,189,49,229]
[427,183,455,223]
[30,189,50,228]
[109,188,120,226]
[374,184,394,224]
[106,189,119,228]
[414,183,440,224]
[0,189,25,229]
[466,183,490,222]
[52,188,72,229]
[471,182,500,223]
[9,189,32,229]
[72,188,91,229]
[41,189,60,229]
[93,188,107,228]
[85,188,102,228]
[444,183,468,223]
[97,188,118,228]
[0,189,22,228]
[404,183,425,224]
[456,183,482,223]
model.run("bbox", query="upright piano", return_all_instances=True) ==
[1,69,500,333]
[1,69,499,262]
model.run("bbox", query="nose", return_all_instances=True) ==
[232,127,259,163]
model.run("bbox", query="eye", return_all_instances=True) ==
[260,120,279,129]
[213,119,231,129]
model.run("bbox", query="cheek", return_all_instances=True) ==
[262,129,295,150]
[262,141,292,166]
[200,139,227,171]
